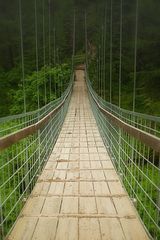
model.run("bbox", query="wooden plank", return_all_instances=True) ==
[113,197,136,216]
[8,217,38,240]
[63,182,78,195]
[120,218,149,240]
[45,162,57,170]
[93,181,110,195]
[104,170,119,181]
[89,153,100,160]
[96,197,116,215]
[90,161,102,169]
[22,197,45,216]
[61,197,78,214]
[80,197,97,214]
[80,161,90,169]
[57,162,68,169]
[79,218,101,240]
[108,181,125,195]
[42,197,61,215]
[48,182,65,195]
[80,182,94,195]
[53,170,66,180]
[48,153,60,162]
[101,161,114,169]
[99,153,110,161]
[80,170,92,180]
[80,153,90,161]
[32,218,58,239]
[68,162,79,170]
[66,170,79,180]
[39,170,54,181]
[31,182,50,196]
[55,218,78,240]
[92,170,105,180]
[100,218,125,240]
[69,153,80,161]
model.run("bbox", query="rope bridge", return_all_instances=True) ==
[0,0,160,239]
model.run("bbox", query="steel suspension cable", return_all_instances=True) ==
[34,0,41,175]
[130,0,139,198]
[19,0,26,113]
[101,25,104,97]
[119,0,123,108]
[118,0,123,173]
[109,0,113,103]
[48,0,52,101]
[103,3,107,100]
[72,10,76,72]
[133,0,139,112]
[56,48,61,96]
[96,57,99,88]
[85,11,88,68]
[98,44,100,95]
[34,0,40,110]
[53,27,56,97]
[19,0,29,196]
[42,0,47,105]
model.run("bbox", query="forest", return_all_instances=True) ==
[0,0,160,117]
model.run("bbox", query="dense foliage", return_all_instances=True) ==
[86,0,160,115]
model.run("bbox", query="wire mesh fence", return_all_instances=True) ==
[88,80,160,138]
[0,78,73,239]
[0,92,68,138]
[87,74,160,240]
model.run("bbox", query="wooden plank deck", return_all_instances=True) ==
[8,70,149,240]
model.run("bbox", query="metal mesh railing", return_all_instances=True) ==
[0,93,66,138]
[87,74,160,240]
[0,77,73,239]
[89,81,160,138]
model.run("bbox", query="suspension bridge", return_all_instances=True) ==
[0,0,160,240]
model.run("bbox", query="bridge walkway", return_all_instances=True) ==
[8,70,149,240]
